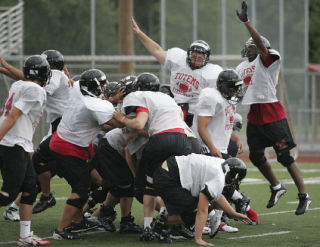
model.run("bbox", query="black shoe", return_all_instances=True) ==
[52,228,81,240]
[33,193,56,214]
[140,227,156,241]
[66,218,100,233]
[267,184,287,208]
[98,206,116,232]
[235,194,251,214]
[295,193,311,215]
[169,225,194,240]
[159,229,172,244]
[120,214,142,234]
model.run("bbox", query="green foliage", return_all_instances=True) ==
[309,0,320,63]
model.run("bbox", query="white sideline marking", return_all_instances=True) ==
[242,177,320,185]
[247,168,320,173]
[227,231,292,240]
[259,207,320,216]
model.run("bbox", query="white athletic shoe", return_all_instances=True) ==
[3,206,20,221]
[18,232,51,246]
[202,226,211,235]
[219,223,239,233]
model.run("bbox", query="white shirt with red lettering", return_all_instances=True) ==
[0,80,46,152]
[192,87,236,153]
[122,91,186,136]
[45,69,70,123]
[165,47,223,114]
[236,49,281,105]
[57,81,114,147]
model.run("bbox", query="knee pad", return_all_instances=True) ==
[67,197,88,209]
[21,191,37,205]
[249,151,267,167]
[110,185,134,198]
[144,187,157,197]
[90,187,108,204]
[276,150,294,167]
[0,193,14,206]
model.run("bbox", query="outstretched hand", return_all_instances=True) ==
[131,17,141,34]
[236,1,249,22]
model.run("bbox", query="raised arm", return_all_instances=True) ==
[236,1,268,62]
[131,17,167,65]
[0,56,25,80]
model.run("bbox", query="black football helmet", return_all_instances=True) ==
[72,74,81,81]
[222,158,247,188]
[119,75,138,96]
[217,69,244,105]
[241,36,271,58]
[41,49,64,71]
[187,40,211,70]
[104,81,125,99]
[137,72,160,92]
[159,84,174,98]
[79,69,108,97]
[23,55,52,86]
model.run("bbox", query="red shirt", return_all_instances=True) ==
[247,50,286,125]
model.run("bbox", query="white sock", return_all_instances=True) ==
[231,190,243,201]
[11,202,19,210]
[20,221,31,238]
[272,184,282,191]
[144,217,153,229]
[159,207,167,216]
[246,205,251,212]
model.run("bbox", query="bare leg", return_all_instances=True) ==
[57,193,81,232]
[37,171,51,196]
[287,162,306,193]
[120,197,133,217]
[143,194,156,218]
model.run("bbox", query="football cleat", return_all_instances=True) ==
[295,193,311,215]
[3,206,20,221]
[52,228,81,240]
[267,184,287,208]
[139,227,156,241]
[18,232,51,246]
[120,214,142,234]
[219,223,239,233]
[32,193,56,214]
[208,210,222,239]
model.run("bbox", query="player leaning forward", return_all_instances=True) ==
[236,1,311,214]
[0,55,51,246]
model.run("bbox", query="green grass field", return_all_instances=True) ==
[1,162,319,247]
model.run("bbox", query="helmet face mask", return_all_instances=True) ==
[241,36,271,58]
[23,55,52,87]
[104,81,124,99]
[41,50,64,71]
[187,40,211,70]
[79,69,108,97]
[137,72,160,92]
[217,69,244,105]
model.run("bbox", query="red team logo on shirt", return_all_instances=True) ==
[240,65,255,93]
[225,105,236,130]
[172,72,200,97]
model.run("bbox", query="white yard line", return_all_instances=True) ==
[227,231,292,240]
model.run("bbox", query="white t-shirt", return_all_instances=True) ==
[122,91,186,136]
[236,49,281,105]
[45,69,70,123]
[0,80,46,152]
[192,88,236,153]
[165,47,223,114]
[175,153,225,202]
[104,128,126,158]
[57,81,114,147]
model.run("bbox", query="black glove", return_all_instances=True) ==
[236,1,249,22]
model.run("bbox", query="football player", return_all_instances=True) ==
[236,1,311,214]
[0,55,51,246]
[153,154,251,246]
[131,17,223,126]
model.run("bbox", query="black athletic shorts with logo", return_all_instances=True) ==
[0,145,36,198]
[247,118,296,152]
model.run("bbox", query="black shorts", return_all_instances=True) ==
[50,151,91,195]
[97,138,133,188]
[33,135,57,176]
[136,132,192,188]
[247,118,296,152]
[0,145,36,196]
[153,156,198,215]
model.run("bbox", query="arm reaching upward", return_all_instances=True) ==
[236,1,268,63]
[131,17,167,65]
